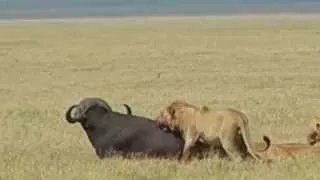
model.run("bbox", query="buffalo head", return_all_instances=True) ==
[65,97,113,124]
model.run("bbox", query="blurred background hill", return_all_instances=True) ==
[1,0,320,19]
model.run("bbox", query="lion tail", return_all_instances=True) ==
[238,118,262,160]
[255,135,271,152]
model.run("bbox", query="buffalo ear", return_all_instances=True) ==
[316,123,320,130]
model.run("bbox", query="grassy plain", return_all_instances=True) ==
[1,16,320,180]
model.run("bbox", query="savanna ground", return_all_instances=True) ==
[1,15,320,180]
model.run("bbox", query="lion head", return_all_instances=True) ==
[155,100,204,132]
[307,116,320,146]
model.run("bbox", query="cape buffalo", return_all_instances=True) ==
[65,97,191,159]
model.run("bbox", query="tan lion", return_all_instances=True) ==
[274,143,320,157]
[254,136,320,159]
[306,116,320,146]
[155,100,269,162]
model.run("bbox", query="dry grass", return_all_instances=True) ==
[1,16,320,180]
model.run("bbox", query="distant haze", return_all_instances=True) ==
[1,0,320,19]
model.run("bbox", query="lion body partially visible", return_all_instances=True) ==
[260,143,320,159]
[254,136,320,159]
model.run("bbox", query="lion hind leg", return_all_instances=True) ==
[219,127,244,162]
[241,137,261,160]
[237,120,263,161]
[220,137,243,162]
